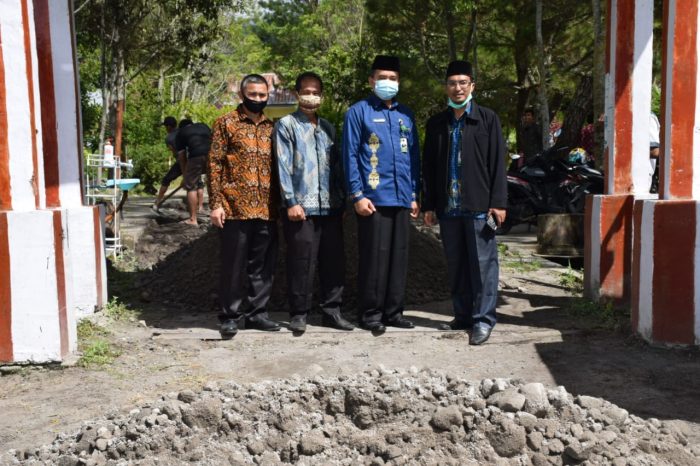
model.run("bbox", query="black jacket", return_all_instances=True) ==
[422,102,507,213]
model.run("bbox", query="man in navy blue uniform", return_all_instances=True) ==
[343,55,421,333]
[422,60,507,345]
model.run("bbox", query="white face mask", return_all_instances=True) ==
[298,94,322,110]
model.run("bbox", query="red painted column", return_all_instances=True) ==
[629,0,700,346]
[0,23,11,211]
[659,0,700,200]
[585,0,654,303]
[0,214,12,362]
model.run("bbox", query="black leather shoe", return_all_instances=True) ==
[470,326,492,345]
[438,319,471,331]
[359,321,386,333]
[322,313,355,331]
[245,316,281,332]
[289,315,307,333]
[383,317,415,329]
[219,319,238,339]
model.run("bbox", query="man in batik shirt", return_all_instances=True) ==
[208,74,281,338]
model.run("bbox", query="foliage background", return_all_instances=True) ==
[75,0,663,193]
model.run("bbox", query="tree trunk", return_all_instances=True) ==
[463,4,478,60]
[553,74,593,152]
[471,14,478,80]
[535,0,550,150]
[445,0,457,61]
[114,49,126,160]
[180,70,191,103]
[514,1,532,146]
[157,66,165,109]
[592,0,606,168]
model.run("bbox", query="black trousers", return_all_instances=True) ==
[219,220,278,321]
[356,207,410,324]
[282,214,344,316]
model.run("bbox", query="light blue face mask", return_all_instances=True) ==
[448,93,472,109]
[374,79,399,100]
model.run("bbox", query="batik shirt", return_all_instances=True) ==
[207,106,278,220]
[274,110,345,216]
[444,110,467,217]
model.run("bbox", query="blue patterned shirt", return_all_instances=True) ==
[274,110,345,216]
[442,103,487,220]
[444,108,467,217]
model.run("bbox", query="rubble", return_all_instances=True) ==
[3,369,697,465]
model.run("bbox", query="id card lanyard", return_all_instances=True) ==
[398,118,410,154]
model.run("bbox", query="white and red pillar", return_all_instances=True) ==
[0,0,107,363]
[585,0,654,303]
[631,0,700,345]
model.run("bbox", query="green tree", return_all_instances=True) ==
[75,0,239,156]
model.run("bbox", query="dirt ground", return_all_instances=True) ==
[1,197,699,456]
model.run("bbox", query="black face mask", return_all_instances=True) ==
[243,96,268,114]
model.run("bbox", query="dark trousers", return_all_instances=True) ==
[219,220,278,321]
[357,207,409,324]
[282,214,344,316]
[439,216,499,329]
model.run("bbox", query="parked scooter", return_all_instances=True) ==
[499,147,604,234]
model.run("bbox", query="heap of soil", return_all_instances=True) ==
[132,213,450,317]
[4,369,697,465]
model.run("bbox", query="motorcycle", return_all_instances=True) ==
[498,147,604,234]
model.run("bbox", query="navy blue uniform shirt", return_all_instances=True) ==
[342,94,421,208]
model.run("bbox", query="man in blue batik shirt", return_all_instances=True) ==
[422,60,507,346]
[275,72,355,334]
[342,55,421,333]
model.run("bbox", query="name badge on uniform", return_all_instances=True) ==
[400,137,408,153]
[373,118,386,123]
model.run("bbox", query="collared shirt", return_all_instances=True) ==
[274,110,345,216]
[207,105,278,220]
[342,94,421,208]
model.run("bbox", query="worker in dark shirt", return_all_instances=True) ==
[175,119,211,226]
[517,108,543,166]
[153,116,181,211]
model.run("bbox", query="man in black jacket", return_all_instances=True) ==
[422,60,507,345]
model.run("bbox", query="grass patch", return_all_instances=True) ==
[109,249,138,273]
[567,298,630,331]
[503,258,541,272]
[559,266,584,294]
[77,318,119,368]
[77,339,121,367]
[75,299,135,369]
[77,319,110,340]
[500,244,542,272]
[102,296,138,321]
[503,257,542,273]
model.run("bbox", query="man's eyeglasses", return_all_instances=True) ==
[446,80,473,88]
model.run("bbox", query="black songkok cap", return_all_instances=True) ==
[162,116,177,127]
[371,55,400,72]
[445,60,473,79]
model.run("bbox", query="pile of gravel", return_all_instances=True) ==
[131,213,450,315]
[4,369,697,465]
